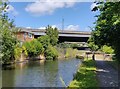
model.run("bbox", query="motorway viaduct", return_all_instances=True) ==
[22,28,91,42]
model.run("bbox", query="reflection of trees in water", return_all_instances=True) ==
[0,68,2,88]
[2,69,15,87]
[2,63,27,87]
[2,59,80,87]
[43,60,59,87]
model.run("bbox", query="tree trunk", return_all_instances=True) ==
[92,52,95,60]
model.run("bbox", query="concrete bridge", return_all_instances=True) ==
[24,29,91,42]
[21,28,91,42]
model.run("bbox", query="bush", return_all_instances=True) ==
[37,35,50,50]
[22,45,28,57]
[23,39,44,57]
[14,44,22,60]
[45,45,58,60]
[65,48,78,58]
[1,28,17,64]
[101,45,114,54]
[14,44,28,60]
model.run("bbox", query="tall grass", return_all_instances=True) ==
[56,47,80,59]
[65,48,78,58]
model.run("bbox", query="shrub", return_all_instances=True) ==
[23,39,44,57]
[14,43,28,60]
[45,45,58,60]
[22,45,28,57]
[14,44,22,60]
[101,45,114,54]
[1,28,17,64]
[65,48,78,58]
[37,35,50,50]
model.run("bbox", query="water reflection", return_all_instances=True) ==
[2,69,15,87]
[2,58,81,87]
[39,60,45,64]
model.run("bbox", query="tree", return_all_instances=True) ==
[46,25,59,46]
[87,35,99,60]
[0,2,18,64]
[37,34,59,60]
[91,1,120,62]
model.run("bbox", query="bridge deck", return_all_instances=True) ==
[21,28,91,42]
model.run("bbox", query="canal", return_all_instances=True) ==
[2,58,81,87]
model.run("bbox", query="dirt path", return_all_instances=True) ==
[95,59,119,88]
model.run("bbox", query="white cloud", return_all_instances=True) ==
[25,0,77,16]
[38,25,57,29]
[5,5,18,15]
[65,25,80,31]
[90,3,97,10]
[26,27,31,29]
[38,24,80,31]
[51,25,57,28]
[38,26,46,29]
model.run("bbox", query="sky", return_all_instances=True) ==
[7,1,99,31]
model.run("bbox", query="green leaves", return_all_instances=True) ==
[45,45,58,60]
[0,2,18,64]
[23,39,44,57]
[87,34,99,51]
[101,45,114,54]
[37,27,59,60]
[91,1,120,62]
[46,25,59,46]
[69,59,98,88]
[23,26,59,60]
[37,35,50,50]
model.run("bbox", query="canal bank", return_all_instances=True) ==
[68,58,99,88]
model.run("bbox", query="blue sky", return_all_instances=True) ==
[7,1,99,31]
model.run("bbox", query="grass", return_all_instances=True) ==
[68,58,99,89]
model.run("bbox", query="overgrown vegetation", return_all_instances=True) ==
[0,2,18,65]
[14,44,28,61]
[22,25,59,60]
[57,42,79,48]
[101,45,114,54]
[90,1,120,62]
[23,39,44,57]
[37,35,50,50]
[45,45,58,60]
[65,48,78,58]
[56,43,80,58]
[1,2,59,63]
[46,25,59,46]
[68,59,98,88]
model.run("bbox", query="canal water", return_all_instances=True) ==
[2,58,81,87]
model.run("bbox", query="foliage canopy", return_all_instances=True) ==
[37,35,50,50]
[46,25,59,46]
[0,2,18,64]
[91,2,120,62]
